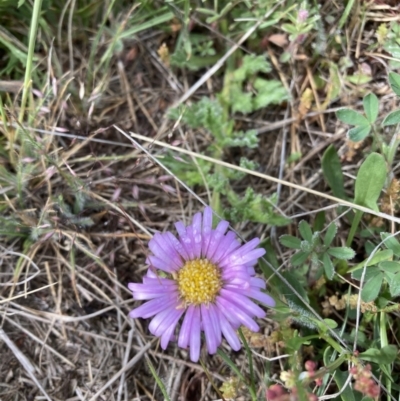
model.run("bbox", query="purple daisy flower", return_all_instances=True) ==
[128,207,275,362]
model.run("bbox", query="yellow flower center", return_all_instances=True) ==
[177,258,222,305]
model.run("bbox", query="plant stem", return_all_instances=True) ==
[379,312,391,401]
[346,210,363,248]
[17,0,43,132]
[238,328,257,401]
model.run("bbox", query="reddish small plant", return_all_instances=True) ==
[350,364,380,399]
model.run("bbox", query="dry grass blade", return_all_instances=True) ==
[88,339,154,401]
[0,283,57,304]
[121,128,400,225]
[0,329,52,401]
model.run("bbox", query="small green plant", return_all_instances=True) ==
[166,54,289,224]
[337,72,400,167]
[280,220,355,280]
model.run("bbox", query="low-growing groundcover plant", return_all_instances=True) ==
[128,206,275,362]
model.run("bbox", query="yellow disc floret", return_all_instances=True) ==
[177,259,222,305]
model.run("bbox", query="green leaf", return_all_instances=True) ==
[389,72,400,97]
[223,129,259,148]
[262,238,279,269]
[381,232,400,257]
[332,370,356,401]
[388,272,400,297]
[359,345,398,364]
[252,78,289,110]
[327,247,355,260]
[323,318,338,329]
[291,251,310,266]
[379,261,400,274]
[361,272,384,302]
[354,152,387,211]
[279,271,309,304]
[321,145,345,199]
[147,359,171,401]
[350,249,393,273]
[352,266,380,282]
[285,335,313,352]
[382,109,400,126]
[281,23,298,35]
[363,93,379,123]
[324,223,338,247]
[232,54,271,82]
[322,252,335,280]
[226,188,290,225]
[279,235,301,249]
[336,108,369,126]
[298,220,313,242]
[217,349,246,382]
[347,125,371,142]
[230,91,254,114]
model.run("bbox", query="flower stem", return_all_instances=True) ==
[238,328,257,401]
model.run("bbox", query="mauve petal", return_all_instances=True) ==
[206,226,229,261]
[217,309,241,351]
[180,233,196,260]
[224,282,251,293]
[154,307,184,337]
[178,305,195,349]
[160,309,185,349]
[220,289,266,318]
[167,231,190,260]
[149,306,180,335]
[201,231,212,258]
[175,221,186,237]
[201,304,218,354]
[191,212,202,233]
[215,299,241,327]
[149,233,182,270]
[142,277,176,286]
[187,224,202,259]
[202,207,213,234]
[222,270,251,282]
[219,238,261,266]
[190,307,201,362]
[147,255,175,273]
[163,232,185,267]
[250,277,266,289]
[129,295,178,319]
[225,279,251,290]
[145,268,158,278]
[215,220,230,233]
[212,231,240,263]
[208,303,222,346]
[220,247,265,269]
[246,266,256,276]
[129,288,175,301]
[128,282,176,294]
[241,259,265,268]
[131,284,177,300]
[216,296,259,332]
[246,289,276,307]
